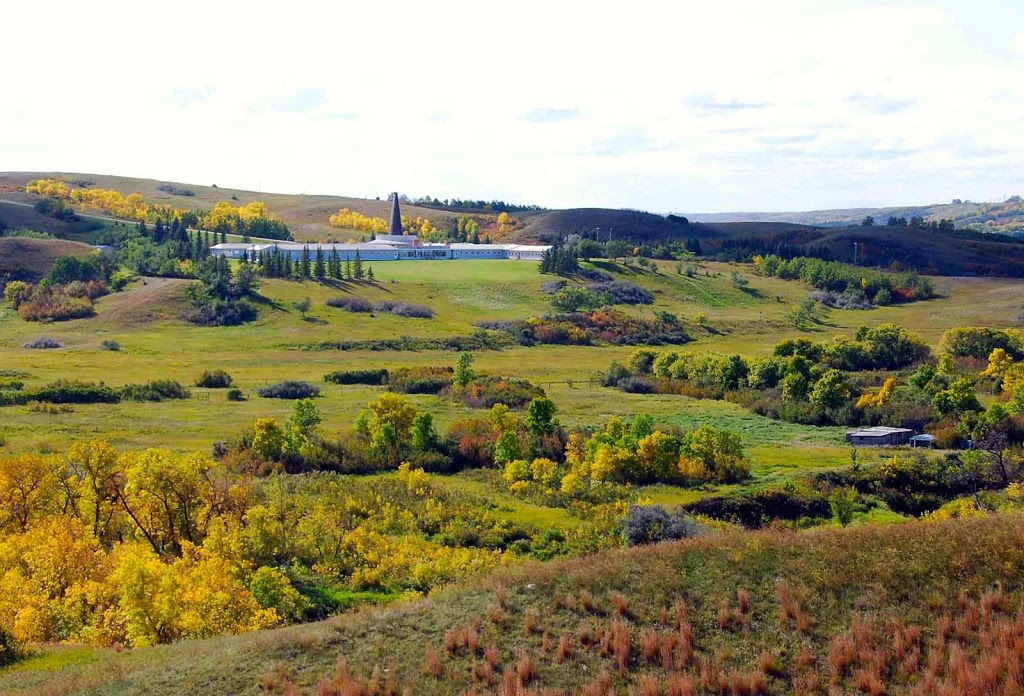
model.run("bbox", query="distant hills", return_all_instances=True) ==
[685,197,1024,234]
[3,172,1024,276]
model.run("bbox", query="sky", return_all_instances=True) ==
[2,0,1023,213]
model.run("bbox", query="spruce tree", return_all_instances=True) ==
[154,218,165,243]
[367,266,375,282]
[329,249,341,279]
[300,246,312,279]
[344,257,352,280]
[315,247,326,281]
[472,229,481,244]
[220,229,228,244]
[353,251,364,280]
[205,231,212,251]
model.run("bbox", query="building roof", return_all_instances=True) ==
[846,426,914,437]
[505,244,550,252]
[910,434,936,441]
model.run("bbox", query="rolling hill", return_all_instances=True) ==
[684,196,1024,234]
[4,172,1024,277]
[0,237,97,283]
[1,514,1020,695]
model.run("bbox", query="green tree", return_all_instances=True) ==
[287,398,321,434]
[411,412,441,452]
[494,431,523,466]
[314,247,325,281]
[300,247,311,279]
[353,251,364,280]
[809,369,850,409]
[292,297,311,318]
[781,372,809,403]
[828,487,857,527]
[454,352,475,387]
[524,397,558,439]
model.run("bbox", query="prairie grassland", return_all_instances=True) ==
[0,260,1020,468]
[1,514,1020,695]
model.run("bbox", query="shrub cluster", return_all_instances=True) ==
[940,327,1024,360]
[586,280,654,305]
[622,505,702,545]
[23,337,62,349]
[754,254,934,304]
[389,366,454,394]
[258,380,320,399]
[450,375,546,409]
[5,282,99,322]
[0,380,120,406]
[182,297,258,327]
[100,340,121,351]
[120,380,191,402]
[479,309,690,347]
[323,369,389,386]
[606,325,934,428]
[809,289,873,310]
[326,296,434,318]
[292,332,512,352]
[195,369,234,388]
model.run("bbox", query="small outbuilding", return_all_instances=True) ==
[910,434,936,448]
[845,426,914,447]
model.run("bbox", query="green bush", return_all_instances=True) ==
[323,369,389,386]
[120,380,191,402]
[258,381,320,399]
[196,369,234,388]
[227,388,245,401]
[388,366,453,394]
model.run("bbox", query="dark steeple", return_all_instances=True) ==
[388,192,402,236]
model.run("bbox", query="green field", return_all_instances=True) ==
[1,258,1020,468]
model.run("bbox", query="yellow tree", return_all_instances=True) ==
[62,440,123,542]
[116,450,214,554]
[0,454,58,533]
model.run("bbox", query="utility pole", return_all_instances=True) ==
[853,241,858,266]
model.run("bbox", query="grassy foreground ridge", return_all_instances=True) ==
[2,514,1021,695]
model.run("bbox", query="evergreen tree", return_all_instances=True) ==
[314,247,326,281]
[472,229,481,244]
[204,231,212,251]
[192,232,203,260]
[300,246,312,279]
[220,229,228,244]
[329,249,341,279]
[344,257,352,280]
[367,266,375,282]
[353,251,364,280]
[154,218,165,243]
[138,220,148,237]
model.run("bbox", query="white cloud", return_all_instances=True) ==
[0,0,1022,212]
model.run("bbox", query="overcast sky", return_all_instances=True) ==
[3,0,1023,213]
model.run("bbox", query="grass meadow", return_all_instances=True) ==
[1,259,1021,478]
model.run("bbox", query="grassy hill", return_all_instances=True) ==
[0,237,97,283]
[0,172,454,243]
[5,173,1024,276]
[2,513,1020,695]
[685,201,988,227]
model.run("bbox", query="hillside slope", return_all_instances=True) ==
[0,237,97,283]
[2,514,1022,695]
[0,172,455,243]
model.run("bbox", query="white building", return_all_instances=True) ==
[211,240,551,262]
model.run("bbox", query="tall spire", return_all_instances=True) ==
[388,192,402,236]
